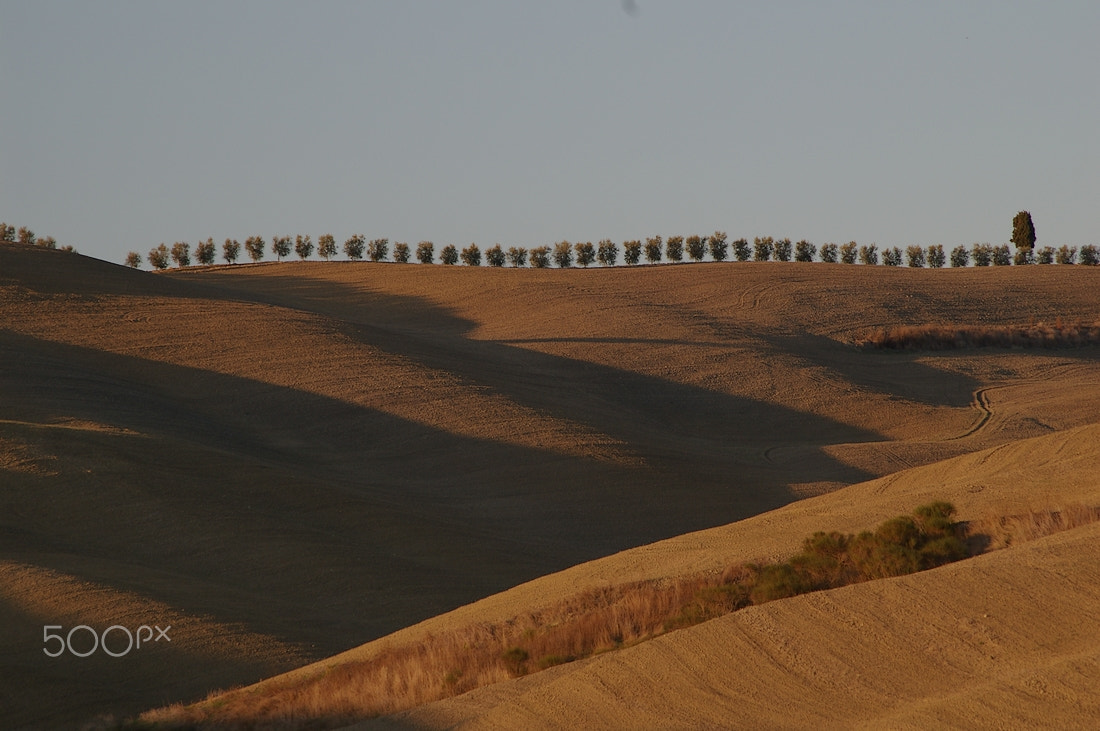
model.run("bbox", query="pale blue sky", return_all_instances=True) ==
[2,1,1097,264]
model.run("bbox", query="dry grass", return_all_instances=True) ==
[133,503,1100,730]
[966,503,1100,551]
[855,319,1100,350]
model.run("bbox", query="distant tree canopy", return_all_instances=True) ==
[318,234,337,260]
[416,241,435,264]
[686,235,706,262]
[148,243,171,270]
[708,232,728,262]
[597,239,618,266]
[223,238,241,264]
[552,241,574,268]
[344,235,366,260]
[623,240,642,265]
[506,246,528,267]
[665,235,684,262]
[1012,211,1036,252]
[195,238,217,265]
[440,244,459,265]
[774,238,793,262]
[369,238,389,262]
[272,236,292,261]
[125,251,143,268]
[530,246,551,268]
[485,244,505,267]
[644,236,663,263]
[394,241,411,263]
[170,241,191,267]
[460,243,481,266]
[295,235,314,260]
[245,235,266,262]
[574,241,596,267]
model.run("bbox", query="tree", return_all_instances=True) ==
[732,238,751,261]
[0,223,14,242]
[1035,246,1055,264]
[774,238,793,262]
[858,244,878,265]
[195,238,217,265]
[949,245,969,268]
[796,240,817,262]
[245,236,266,262]
[170,241,191,267]
[623,240,642,265]
[148,244,170,270]
[1013,246,1034,265]
[37,236,57,249]
[529,246,551,268]
[272,236,292,261]
[708,231,728,262]
[460,243,481,266]
[125,251,143,268]
[971,243,992,267]
[344,234,366,260]
[485,244,505,267]
[839,241,858,264]
[506,246,528,267]
[644,236,663,263]
[686,235,707,262]
[1011,211,1036,253]
[1055,245,1077,265]
[223,238,241,263]
[416,241,434,264]
[882,247,902,266]
[368,238,389,262]
[597,239,618,266]
[666,235,684,262]
[1080,245,1099,266]
[753,236,774,261]
[317,234,337,260]
[393,242,411,263]
[819,243,839,263]
[927,245,946,268]
[553,241,574,268]
[574,241,596,267]
[17,226,35,245]
[295,235,314,260]
[991,244,1012,266]
[440,244,459,265]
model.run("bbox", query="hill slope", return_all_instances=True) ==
[1,245,1098,726]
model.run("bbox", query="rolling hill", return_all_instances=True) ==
[1,243,1097,727]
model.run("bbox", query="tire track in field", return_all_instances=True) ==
[949,387,995,441]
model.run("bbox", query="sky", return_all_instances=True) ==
[2,1,1098,265]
